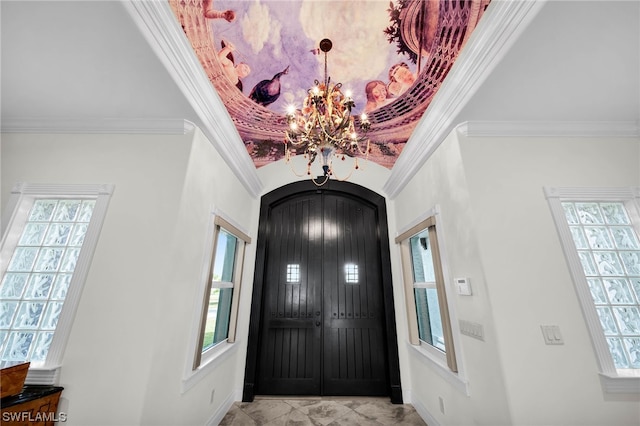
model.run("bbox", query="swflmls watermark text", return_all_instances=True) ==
[2,411,67,423]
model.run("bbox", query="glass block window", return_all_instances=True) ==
[286,264,300,283]
[0,199,95,365]
[395,214,457,373]
[194,215,250,369]
[344,263,359,284]
[562,201,640,369]
[547,187,640,393]
[0,184,112,380]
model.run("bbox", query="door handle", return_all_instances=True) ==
[316,321,321,327]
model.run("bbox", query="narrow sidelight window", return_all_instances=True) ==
[194,216,250,369]
[409,230,445,350]
[396,214,457,372]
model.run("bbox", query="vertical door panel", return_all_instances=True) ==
[256,196,322,394]
[323,194,388,395]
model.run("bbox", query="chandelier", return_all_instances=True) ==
[285,39,371,186]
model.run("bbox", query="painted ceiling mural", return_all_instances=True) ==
[169,0,491,169]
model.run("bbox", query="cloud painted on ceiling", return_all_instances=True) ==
[170,0,490,168]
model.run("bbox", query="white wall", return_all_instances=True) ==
[7,125,636,425]
[256,155,392,196]
[1,130,416,425]
[459,133,640,426]
[1,129,257,425]
[393,130,512,426]
[393,127,640,425]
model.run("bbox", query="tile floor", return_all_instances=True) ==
[218,396,427,426]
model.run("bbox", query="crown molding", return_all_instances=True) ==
[383,0,547,199]
[458,120,640,138]
[122,0,263,198]
[1,117,193,134]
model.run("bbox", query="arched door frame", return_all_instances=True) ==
[242,179,402,403]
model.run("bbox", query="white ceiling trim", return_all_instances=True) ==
[383,0,547,199]
[458,120,640,138]
[122,0,263,198]
[1,117,194,134]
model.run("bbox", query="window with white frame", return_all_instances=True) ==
[0,183,112,382]
[396,214,457,372]
[193,215,250,369]
[546,187,640,393]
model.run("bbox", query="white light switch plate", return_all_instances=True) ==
[459,319,484,341]
[541,325,564,345]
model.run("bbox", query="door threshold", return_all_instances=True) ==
[253,395,389,401]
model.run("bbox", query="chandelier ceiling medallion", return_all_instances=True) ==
[284,38,371,186]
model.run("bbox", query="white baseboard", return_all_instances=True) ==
[412,397,440,426]
[206,388,240,426]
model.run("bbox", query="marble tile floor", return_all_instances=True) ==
[218,396,428,426]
